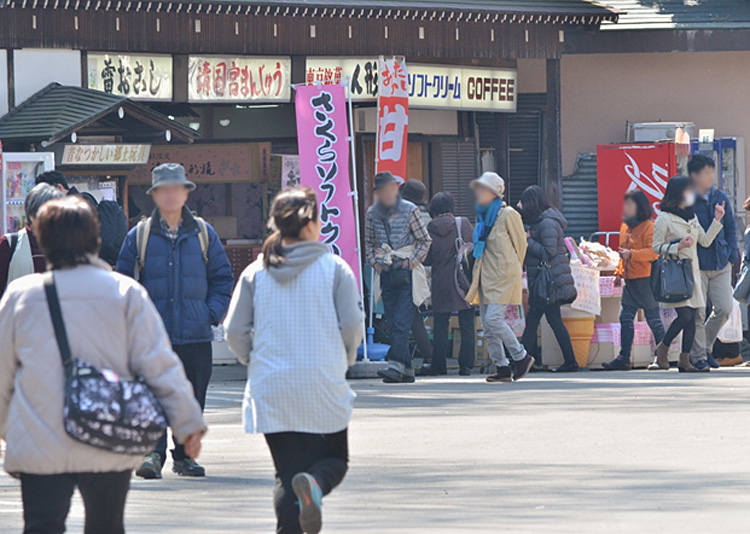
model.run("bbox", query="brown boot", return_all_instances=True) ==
[678,352,697,373]
[648,343,670,370]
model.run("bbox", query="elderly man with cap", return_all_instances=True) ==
[465,172,534,383]
[116,163,233,479]
[365,171,432,384]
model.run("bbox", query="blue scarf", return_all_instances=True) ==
[473,199,503,259]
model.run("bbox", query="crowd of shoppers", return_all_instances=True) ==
[0,152,747,533]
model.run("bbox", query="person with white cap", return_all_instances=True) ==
[116,163,234,478]
[465,172,535,382]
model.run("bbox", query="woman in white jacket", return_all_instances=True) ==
[0,197,206,534]
[225,187,363,534]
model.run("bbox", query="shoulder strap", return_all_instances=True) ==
[135,218,153,278]
[43,272,73,373]
[195,217,210,265]
[4,232,19,261]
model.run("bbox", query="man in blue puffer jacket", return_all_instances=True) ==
[117,163,233,479]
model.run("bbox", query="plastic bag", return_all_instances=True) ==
[718,299,743,344]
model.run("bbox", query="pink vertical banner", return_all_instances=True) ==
[295,84,360,284]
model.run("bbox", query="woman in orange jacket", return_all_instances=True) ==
[603,190,666,371]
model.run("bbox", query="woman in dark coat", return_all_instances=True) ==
[421,193,475,376]
[518,186,579,373]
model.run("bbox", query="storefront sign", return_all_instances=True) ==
[295,84,360,283]
[376,57,410,184]
[61,144,151,166]
[306,57,517,111]
[596,143,676,233]
[188,56,291,102]
[87,53,172,100]
[129,144,271,184]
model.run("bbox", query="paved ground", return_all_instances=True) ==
[2,365,750,533]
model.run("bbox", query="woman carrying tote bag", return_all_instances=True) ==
[0,197,206,534]
[651,176,724,372]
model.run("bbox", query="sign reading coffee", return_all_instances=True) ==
[305,58,517,112]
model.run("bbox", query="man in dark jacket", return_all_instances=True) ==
[117,163,234,479]
[689,155,738,371]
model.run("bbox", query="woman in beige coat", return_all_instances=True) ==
[651,177,724,372]
[465,172,534,383]
[0,197,206,534]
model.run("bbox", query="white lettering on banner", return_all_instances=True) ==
[88,53,172,100]
[306,57,517,111]
[61,144,151,166]
[378,104,408,162]
[188,56,291,102]
[624,151,669,213]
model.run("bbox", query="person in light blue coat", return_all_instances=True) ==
[116,163,233,479]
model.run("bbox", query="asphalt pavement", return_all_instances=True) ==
[2,365,750,533]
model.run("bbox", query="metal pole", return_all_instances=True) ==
[346,75,369,362]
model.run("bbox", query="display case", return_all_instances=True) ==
[1,152,55,235]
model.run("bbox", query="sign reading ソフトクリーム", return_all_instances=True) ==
[88,53,172,101]
[305,57,517,112]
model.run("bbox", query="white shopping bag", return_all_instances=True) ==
[718,299,744,343]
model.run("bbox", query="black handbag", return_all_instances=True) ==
[454,217,474,300]
[650,241,694,303]
[383,219,411,289]
[529,249,555,307]
[44,272,168,455]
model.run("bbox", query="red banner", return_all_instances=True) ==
[375,57,409,183]
[596,143,677,235]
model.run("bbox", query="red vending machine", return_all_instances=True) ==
[596,142,686,240]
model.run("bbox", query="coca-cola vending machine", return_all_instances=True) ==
[596,142,688,245]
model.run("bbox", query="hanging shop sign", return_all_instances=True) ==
[188,56,291,103]
[295,84,360,284]
[87,53,172,101]
[306,57,517,112]
[61,144,151,166]
[375,57,410,184]
[130,144,271,184]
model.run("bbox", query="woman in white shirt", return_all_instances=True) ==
[224,187,363,534]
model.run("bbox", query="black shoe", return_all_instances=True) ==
[530,363,544,372]
[552,361,580,373]
[602,356,632,371]
[135,453,163,480]
[512,354,536,381]
[458,367,472,376]
[707,353,721,369]
[486,366,512,382]
[693,359,711,373]
[417,364,446,377]
[172,458,206,477]
[378,368,415,383]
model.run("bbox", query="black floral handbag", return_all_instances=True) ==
[650,241,694,304]
[44,272,167,455]
[529,249,555,307]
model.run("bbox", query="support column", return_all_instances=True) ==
[545,58,562,209]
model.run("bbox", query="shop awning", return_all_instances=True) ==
[598,0,750,31]
[0,83,198,147]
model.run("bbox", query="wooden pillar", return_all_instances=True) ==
[545,58,563,209]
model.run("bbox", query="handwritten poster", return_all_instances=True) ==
[570,264,601,315]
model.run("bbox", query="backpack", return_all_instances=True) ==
[454,217,474,301]
[134,216,210,281]
[97,200,129,267]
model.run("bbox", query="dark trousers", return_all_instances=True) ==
[20,470,131,534]
[433,309,475,373]
[264,429,349,534]
[619,304,665,360]
[663,306,696,353]
[156,342,212,462]
[412,310,433,362]
[381,271,417,370]
[521,303,576,366]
